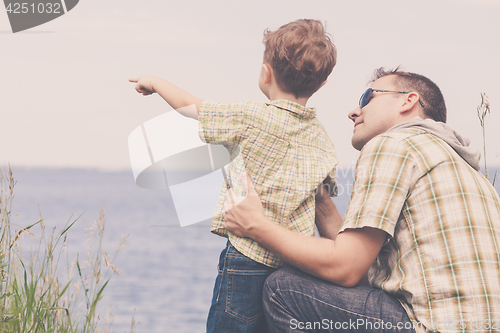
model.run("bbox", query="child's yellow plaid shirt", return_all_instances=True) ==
[199,100,338,268]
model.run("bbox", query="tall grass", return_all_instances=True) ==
[0,166,130,332]
[477,93,498,185]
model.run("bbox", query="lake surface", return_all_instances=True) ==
[8,166,499,332]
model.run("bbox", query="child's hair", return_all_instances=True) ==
[263,19,337,98]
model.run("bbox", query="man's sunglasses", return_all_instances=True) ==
[359,88,425,109]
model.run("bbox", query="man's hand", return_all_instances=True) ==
[223,173,267,238]
[129,75,158,96]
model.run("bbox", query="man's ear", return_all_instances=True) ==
[400,92,421,116]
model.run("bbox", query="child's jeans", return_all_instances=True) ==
[206,241,277,333]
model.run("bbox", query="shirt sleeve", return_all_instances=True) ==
[341,135,417,237]
[198,100,248,145]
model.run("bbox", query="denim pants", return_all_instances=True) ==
[263,265,416,333]
[206,242,276,333]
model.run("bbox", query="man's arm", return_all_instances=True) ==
[224,175,387,287]
[129,75,202,119]
[315,184,373,285]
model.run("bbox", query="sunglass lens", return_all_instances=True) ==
[359,88,373,108]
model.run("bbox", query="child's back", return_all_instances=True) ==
[201,19,339,333]
[199,99,338,268]
[199,19,338,268]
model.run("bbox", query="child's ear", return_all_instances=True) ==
[261,63,273,84]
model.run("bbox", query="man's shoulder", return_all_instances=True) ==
[361,129,417,155]
[364,127,472,173]
[365,128,436,152]
[382,127,428,142]
[359,128,441,169]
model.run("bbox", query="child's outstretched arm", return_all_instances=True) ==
[129,74,202,119]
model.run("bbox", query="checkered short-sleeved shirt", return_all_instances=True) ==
[342,128,500,332]
[199,100,338,268]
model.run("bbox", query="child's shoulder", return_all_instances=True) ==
[201,99,265,110]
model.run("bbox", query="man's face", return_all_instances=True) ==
[348,75,405,151]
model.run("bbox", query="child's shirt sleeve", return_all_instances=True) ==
[198,100,247,145]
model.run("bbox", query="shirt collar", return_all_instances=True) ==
[266,100,316,119]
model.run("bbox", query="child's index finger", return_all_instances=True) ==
[128,78,138,83]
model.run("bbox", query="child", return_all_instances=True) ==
[130,19,339,333]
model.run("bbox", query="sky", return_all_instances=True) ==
[1,0,499,172]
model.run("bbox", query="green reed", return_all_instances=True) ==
[477,93,498,186]
[0,166,132,332]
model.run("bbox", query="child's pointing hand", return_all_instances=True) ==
[129,75,157,96]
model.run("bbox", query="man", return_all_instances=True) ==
[223,67,500,332]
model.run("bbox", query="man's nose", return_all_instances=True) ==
[348,106,361,122]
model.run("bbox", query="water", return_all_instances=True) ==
[9,168,217,332]
[8,167,351,333]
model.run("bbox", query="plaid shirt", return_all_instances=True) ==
[199,100,338,268]
[342,128,500,332]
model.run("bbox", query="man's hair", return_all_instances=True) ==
[372,67,447,123]
[263,19,336,98]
